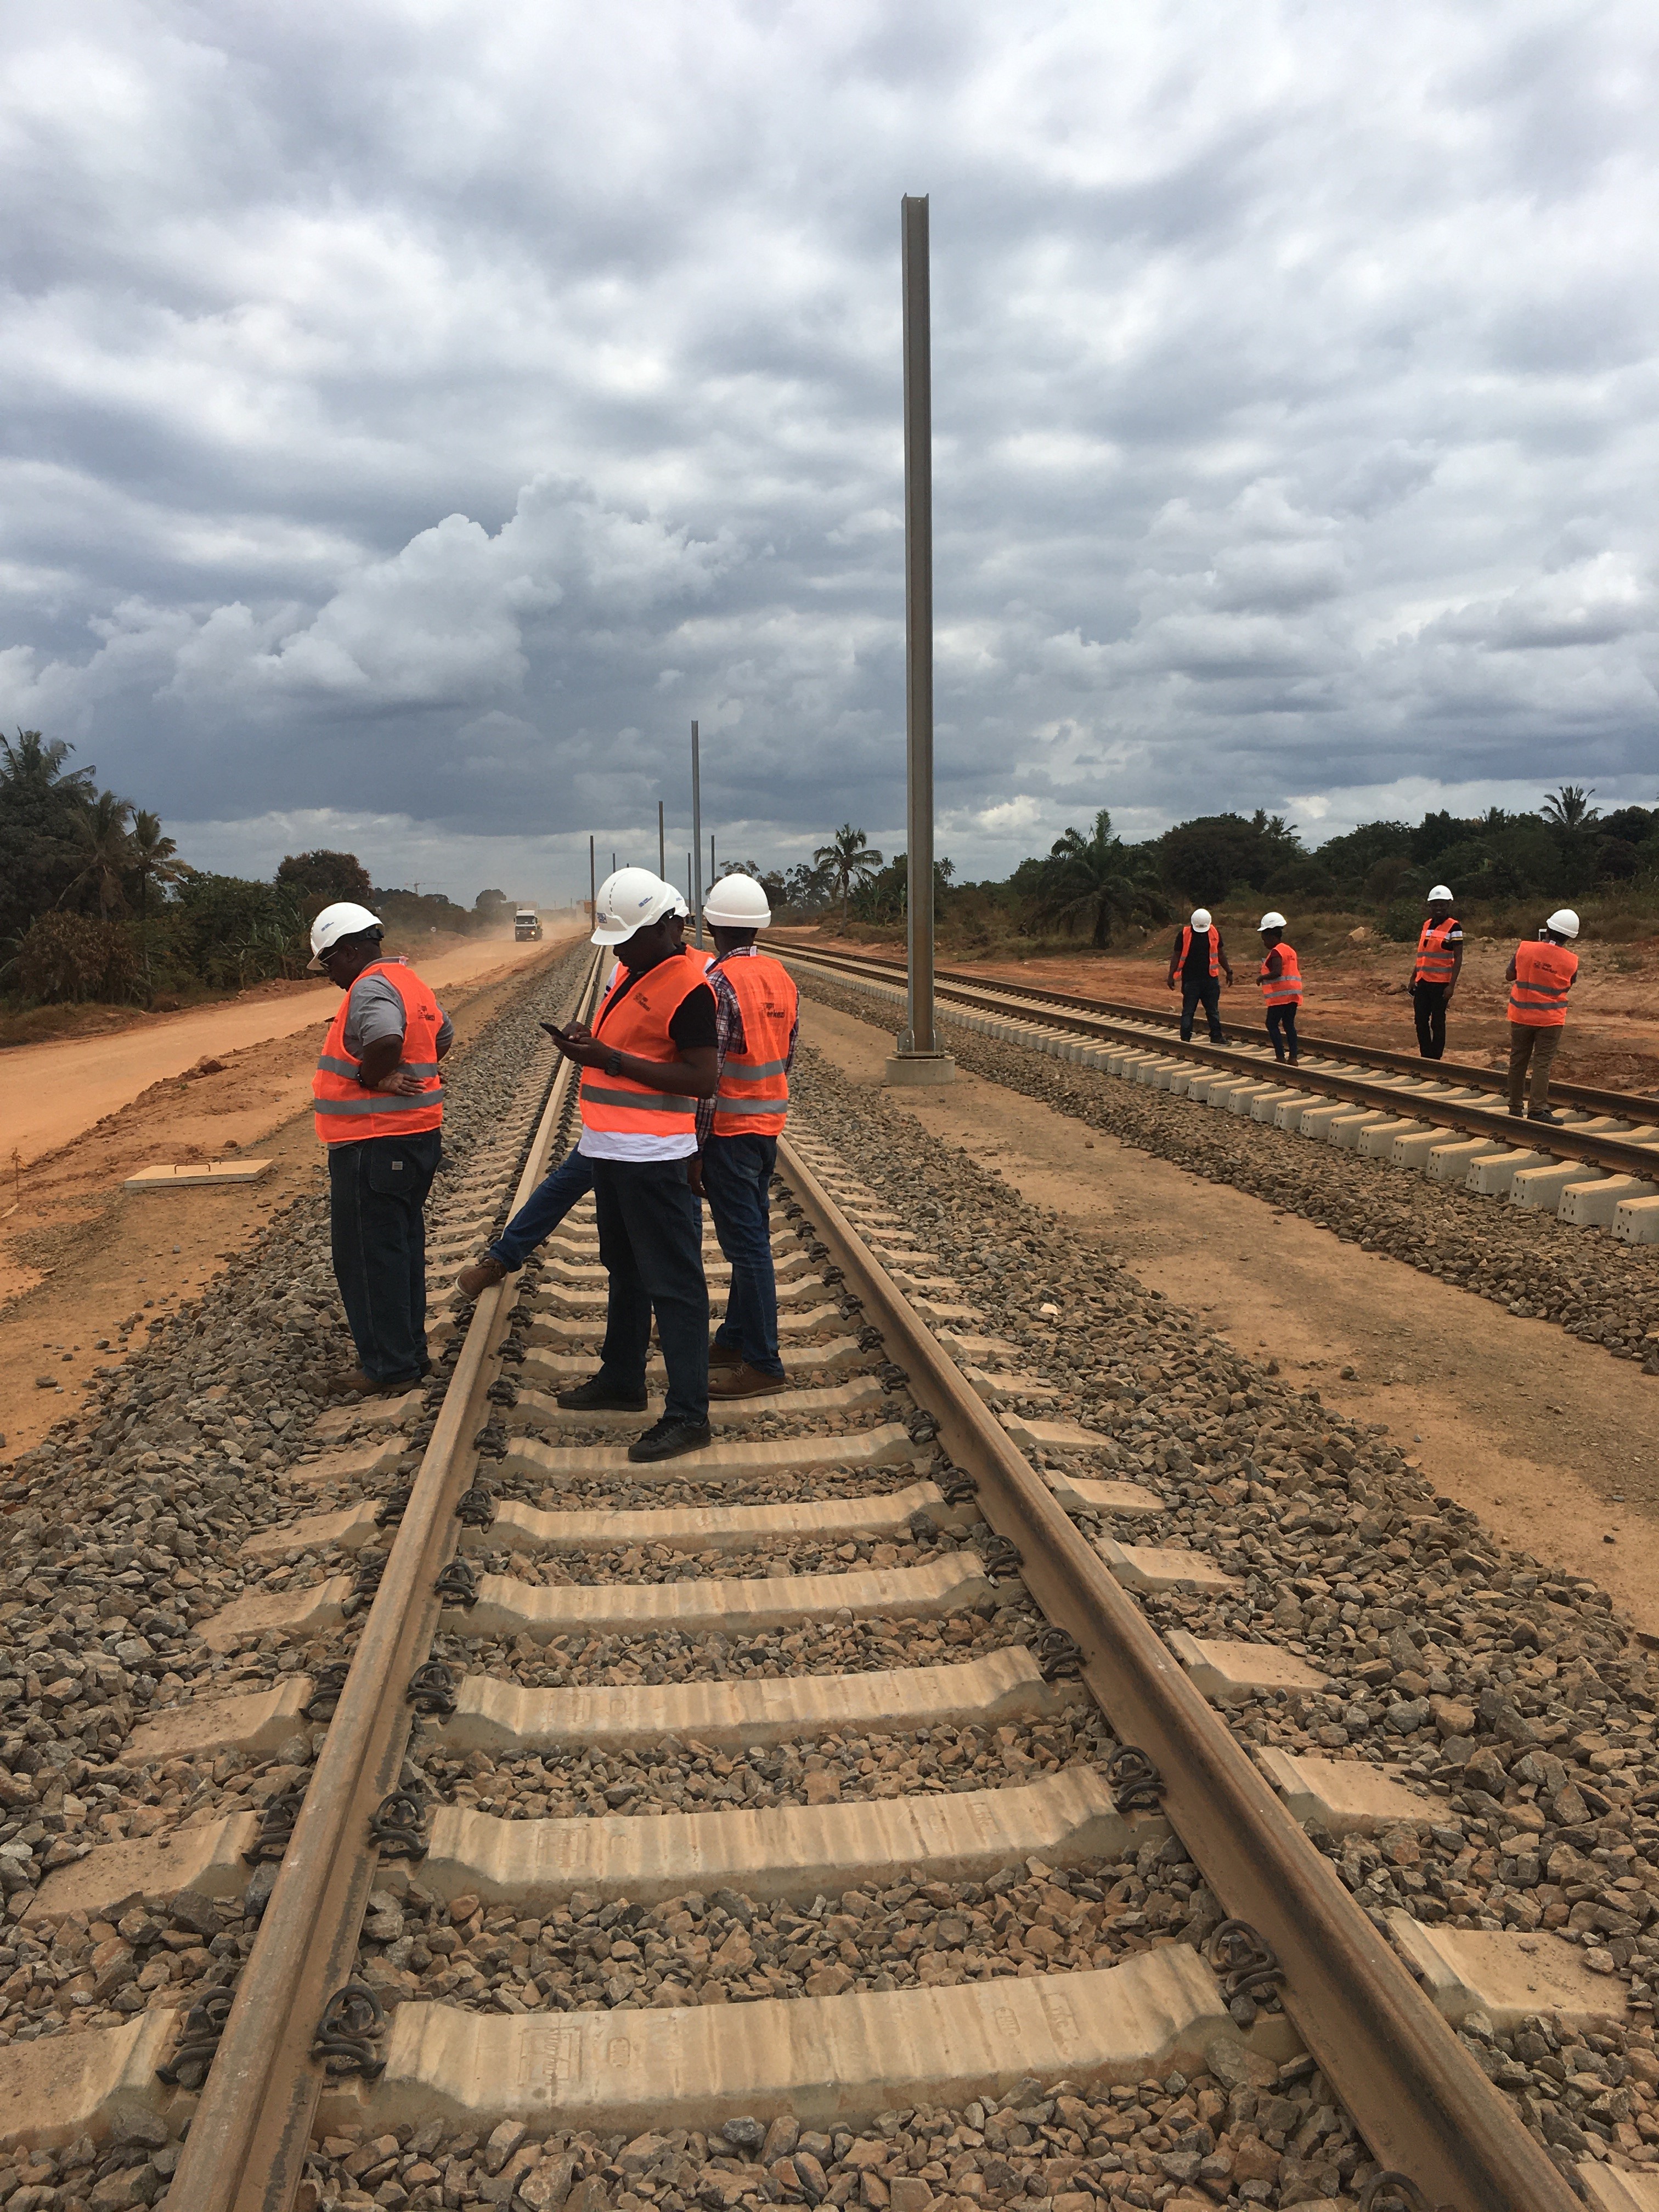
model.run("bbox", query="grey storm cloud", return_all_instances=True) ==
[3,0,1658,894]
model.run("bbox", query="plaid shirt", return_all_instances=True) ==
[697,943,800,1144]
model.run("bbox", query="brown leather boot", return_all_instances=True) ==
[457,1256,510,1300]
[707,1362,788,1400]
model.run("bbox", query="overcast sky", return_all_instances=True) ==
[4,1,1658,902]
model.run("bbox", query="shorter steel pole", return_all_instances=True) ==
[589,836,596,917]
[710,832,716,889]
[691,721,704,948]
[658,801,665,879]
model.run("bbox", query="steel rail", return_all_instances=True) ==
[782,940,1659,1123]
[776,1128,1578,2212]
[168,950,603,2212]
[783,944,1659,1181]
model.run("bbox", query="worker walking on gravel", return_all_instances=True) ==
[309,902,453,1397]
[1409,885,1463,1060]
[698,874,800,1401]
[1166,907,1232,1042]
[1505,909,1581,1123]
[544,868,717,1463]
[1257,912,1302,1063]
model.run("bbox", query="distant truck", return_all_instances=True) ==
[514,907,543,941]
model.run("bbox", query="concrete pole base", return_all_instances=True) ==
[884,1052,956,1087]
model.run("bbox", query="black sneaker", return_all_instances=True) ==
[628,1416,713,1463]
[556,1374,649,1412]
[1526,1108,1562,1125]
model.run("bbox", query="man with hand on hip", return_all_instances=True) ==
[547,869,717,1463]
[698,874,800,1400]
[309,902,452,1397]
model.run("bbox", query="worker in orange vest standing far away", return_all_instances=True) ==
[310,901,453,1397]
[1505,909,1581,1124]
[1409,884,1463,1060]
[1166,907,1233,1042]
[698,873,801,1400]
[1257,912,1302,1064]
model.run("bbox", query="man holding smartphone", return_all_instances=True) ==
[541,868,718,1462]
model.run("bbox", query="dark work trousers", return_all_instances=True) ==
[1180,974,1224,1042]
[1507,1024,1562,1116]
[703,1132,785,1379]
[487,1148,595,1268]
[1413,982,1449,1059]
[328,1127,443,1385]
[1266,1005,1300,1062]
[590,1156,709,1425]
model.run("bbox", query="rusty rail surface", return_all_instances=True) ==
[168,951,604,2212]
[776,1131,1579,2212]
[783,944,1659,1178]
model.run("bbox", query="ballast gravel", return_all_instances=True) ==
[0,943,590,2047]
[795,970,1659,1371]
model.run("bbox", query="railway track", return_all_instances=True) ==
[778,947,1659,1248]
[0,946,1653,2212]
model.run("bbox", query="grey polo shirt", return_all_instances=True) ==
[342,962,453,1059]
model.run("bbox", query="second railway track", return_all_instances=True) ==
[2,948,1657,2212]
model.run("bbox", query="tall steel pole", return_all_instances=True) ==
[691,720,704,947]
[588,835,596,917]
[710,833,716,889]
[658,800,666,880]
[888,194,953,1085]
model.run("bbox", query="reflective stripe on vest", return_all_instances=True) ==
[579,949,710,1136]
[1414,917,1460,985]
[1178,925,1220,979]
[1259,943,1302,1006]
[312,963,445,1144]
[1508,939,1578,1028]
[713,954,798,1138]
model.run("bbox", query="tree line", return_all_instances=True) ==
[786,787,1659,946]
[0,732,505,1007]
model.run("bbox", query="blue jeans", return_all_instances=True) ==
[590,1157,709,1425]
[488,1149,595,1268]
[328,1128,443,1384]
[702,1132,784,1379]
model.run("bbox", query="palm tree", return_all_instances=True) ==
[812,824,885,926]
[129,811,190,994]
[59,789,136,919]
[1034,809,1162,947]
[1543,785,1600,832]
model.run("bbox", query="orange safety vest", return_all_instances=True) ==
[312,962,445,1145]
[579,947,708,1136]
[1259,942,1302,1006]
[1413,916,1460,986]
[712,953,798,1137]
[1508,938,1578,1028]
[1177,925,1221,979]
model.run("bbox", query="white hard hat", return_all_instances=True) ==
[1189,908,1212,932]
[308,901,383,969]
[703,873,772,929]
[1427,884,1453,904]
[591,867,686,947]
[1259,911,1286,932]
[1545,908,1581,940]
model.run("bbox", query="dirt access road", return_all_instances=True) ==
[800,992,1659,1637]
[0,927,576,1172]
[0,933,578,1465]
[780,923,1659,1096]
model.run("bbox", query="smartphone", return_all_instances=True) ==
[540,1020,573,1042]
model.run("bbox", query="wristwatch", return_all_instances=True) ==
[605,1049,623,1077]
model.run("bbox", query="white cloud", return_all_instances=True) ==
[3,0,1659,887]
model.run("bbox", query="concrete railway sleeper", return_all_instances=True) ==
[0,957,1649,2211]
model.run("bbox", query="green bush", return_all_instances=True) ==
[173,874,308,988]
[9,910,140,1002]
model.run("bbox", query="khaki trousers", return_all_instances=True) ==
[1507,1023,1561,1116]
